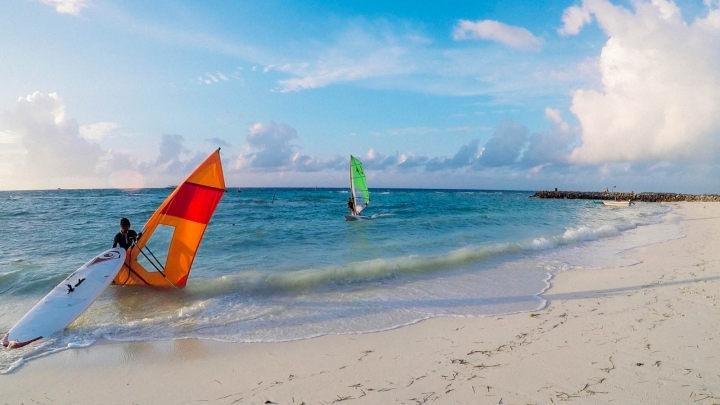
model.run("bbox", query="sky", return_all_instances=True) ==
[1,0,720,193]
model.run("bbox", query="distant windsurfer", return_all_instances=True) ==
[347,197,356,215]
[113,218,139,250]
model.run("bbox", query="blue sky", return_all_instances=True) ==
[1,0,720,193]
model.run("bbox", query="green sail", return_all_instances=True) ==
[350,156,370,209]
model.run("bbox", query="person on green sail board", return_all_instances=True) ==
[348,156,369,217]
[347,197,357,215]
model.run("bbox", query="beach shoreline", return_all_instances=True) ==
[2,202,720,404]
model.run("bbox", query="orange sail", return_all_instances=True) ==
[114,149,226,287]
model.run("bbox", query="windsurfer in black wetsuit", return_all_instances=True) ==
[347,197,356,215]
[113,217,139,250]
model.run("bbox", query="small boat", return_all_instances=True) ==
[601,200,634,207]
[345,155,370,221]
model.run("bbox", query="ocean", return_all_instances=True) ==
[0,188,678,373]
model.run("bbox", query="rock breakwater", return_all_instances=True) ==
[531,191,720,202]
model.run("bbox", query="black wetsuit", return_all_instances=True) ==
[113,230,138,250]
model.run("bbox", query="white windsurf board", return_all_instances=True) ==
[344,214,371,221]
[2,248,126,349]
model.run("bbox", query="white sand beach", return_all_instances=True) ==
[2,202,720,404]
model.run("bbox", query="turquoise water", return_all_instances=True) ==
[0,188,675,372]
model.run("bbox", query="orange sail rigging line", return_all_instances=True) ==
[114,148,226,287]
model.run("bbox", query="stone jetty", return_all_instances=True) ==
[531,190,720,202]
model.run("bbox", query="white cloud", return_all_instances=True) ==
[197,71,233,85]
[234,121,329,171]
[150,134,188,173]
[133,134,217,186]
[0,92,220,190]
[0,92,539,190]
[544,107,569,133]
[426,140,480,171]
[79,121,119,141]
[477,120,529,167]
[520,109,577,167]
[363,149,401,170]
[396,152,429,170]
[0,92,125,189]
[275,24,418,92]
[0,129,21,144]
[119,11,586,99]
[565,0,720,164]
[37,0,88,15]
[453,19,544,50]
[230,122,488,176]
[558,6,593,36]
[244,122,297,168]
[276,48,411,92]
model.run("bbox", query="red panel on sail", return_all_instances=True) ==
[160,182,224,224]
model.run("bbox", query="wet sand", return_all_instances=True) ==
[2,202,719,404]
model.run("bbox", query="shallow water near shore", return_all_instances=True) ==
[0,188,676,372]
